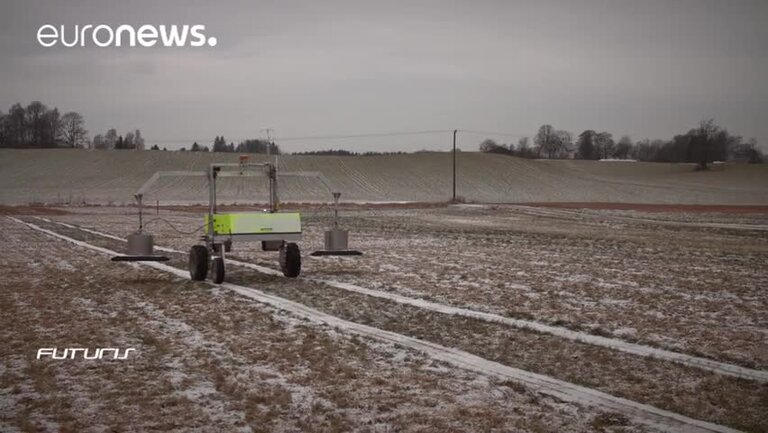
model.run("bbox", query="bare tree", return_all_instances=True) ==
[535,125,557,158]
[555,130,573,158]
[595,132,615,159]
[0,101,87,148]
[534,125,573,159]
[25,101,47,146]
[7,104,26,146]
[42,108,61,146]
[134,129,145,150]
[60,112,88,148]
[124,131,135,149]
[479,138,506,153]
[516,137,528,152]
[104,128,118,150]
[743,138,764,163]
[694,119,719,169]
[614,135,633,159]
[92,134,105,150]
[0,111,6,147]
[516,137,534,158]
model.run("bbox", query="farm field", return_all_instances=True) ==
[2,203,766,432]
[1,149,767,205]
[4,1,768,432]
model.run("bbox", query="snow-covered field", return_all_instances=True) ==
[1,149,767,205]
[2,203,766,432]
[1,216,625,433]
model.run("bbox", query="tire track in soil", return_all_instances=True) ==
[34,217,768,384]
[10,216,760,433]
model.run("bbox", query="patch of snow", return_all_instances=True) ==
[10,217,748,433]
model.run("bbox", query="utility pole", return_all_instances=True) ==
[262,128,273,156]
[452,129,457,203]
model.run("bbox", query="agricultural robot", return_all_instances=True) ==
[112,156,361,283]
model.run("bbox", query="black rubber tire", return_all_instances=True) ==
[279,242,301,278]
[211,257,225,284]
[189,245,209,281]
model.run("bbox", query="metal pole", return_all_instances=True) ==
[452,129,457,203]
[208,165,216,242]
[209,165,216,216]
[136,195,144,231]
[332,192,341,229]
[267,163,278,212]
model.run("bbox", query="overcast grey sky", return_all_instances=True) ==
[1,0,766,151]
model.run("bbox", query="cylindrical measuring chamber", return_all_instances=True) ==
[324,229,349,251]
[127,232,155,256]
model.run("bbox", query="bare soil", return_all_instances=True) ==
[6,203,767,432]
[1,217,634,433]
[517,202,768,214]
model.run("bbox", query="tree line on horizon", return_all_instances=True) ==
[2,101,764,166]
[479,120,764,167]
[0,101,146,150]
[0,102,282,155]
[0,101,89,148]
[92,128,146,150]
[170,136,281,154]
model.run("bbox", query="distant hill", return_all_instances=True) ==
[0,149,766,205]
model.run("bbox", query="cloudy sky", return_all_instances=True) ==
[1,0,766,151]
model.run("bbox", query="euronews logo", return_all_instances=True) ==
[37,24,218,48]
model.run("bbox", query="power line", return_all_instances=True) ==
[278,129,453,141]
[459,129,529,138]
[141,128,530,144]
[145,130,451,143]
[145,139,228,143]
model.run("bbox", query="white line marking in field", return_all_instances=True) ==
[9,216,744,433]
[33,216,768,384]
